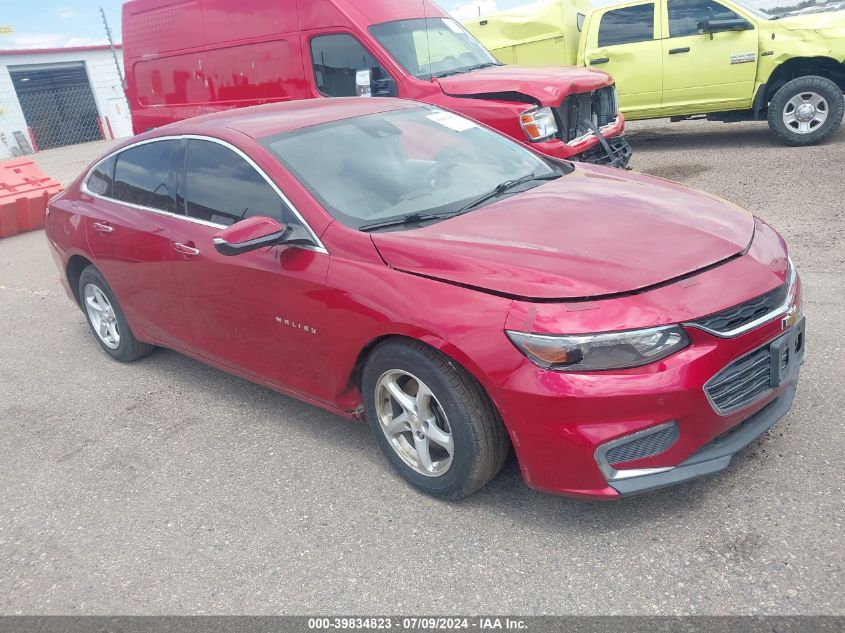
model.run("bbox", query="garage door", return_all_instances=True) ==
[10,62,102,150]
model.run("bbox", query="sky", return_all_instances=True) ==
[0,0,806,50]
[0,0,529,49]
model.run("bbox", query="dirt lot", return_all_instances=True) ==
[1,119,843,615]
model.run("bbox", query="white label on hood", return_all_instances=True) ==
[426,111,478,132]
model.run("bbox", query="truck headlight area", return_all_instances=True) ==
[519,107,559,142]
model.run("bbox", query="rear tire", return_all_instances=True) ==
[362,339,509,500]
[767,75,844,146]
[78,266,154,362]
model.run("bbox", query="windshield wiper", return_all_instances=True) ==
[463,62,502,71]
[359,212,448,232]
[455,172,562,215]
[433,62,501,79]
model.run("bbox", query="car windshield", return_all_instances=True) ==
[370,18,500,80]
[262,106,567,231]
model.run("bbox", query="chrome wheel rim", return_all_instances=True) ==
[783,92,829,134]
[84,283,120,349]
[375,370,454,477]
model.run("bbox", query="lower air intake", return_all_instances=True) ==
[605,423,680,466]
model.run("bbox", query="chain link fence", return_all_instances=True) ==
[15,84,104,153]
[1,52,132,186]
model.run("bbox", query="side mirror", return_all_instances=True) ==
[698,17,752,35]
[213,216,286,256]
[356,67,398,98]
[356,69,373,97]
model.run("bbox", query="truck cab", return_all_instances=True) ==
[465,0,845,146]
[122,0,632,167]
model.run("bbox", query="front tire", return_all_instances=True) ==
[362,340,509,500]
[767,75,844,146]
[78,266,154,362]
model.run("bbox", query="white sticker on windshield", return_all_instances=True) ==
[444,19,465,34]
[426,111,478,132]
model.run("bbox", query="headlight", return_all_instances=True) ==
[519,107,558,142]
[506,325,690,371]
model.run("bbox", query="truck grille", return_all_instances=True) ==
[705,346,773,415]
[556,85,618,143]
[693,282,788,336]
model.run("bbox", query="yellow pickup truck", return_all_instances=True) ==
[463,0,845,146]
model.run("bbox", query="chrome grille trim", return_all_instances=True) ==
[686,259,796,338]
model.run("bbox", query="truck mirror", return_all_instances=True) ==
[356,69,373,97]
[699,18,752,37]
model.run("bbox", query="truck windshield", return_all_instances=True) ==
[261,106,566,231]
[731,0,775,18]
[370,18,500,80]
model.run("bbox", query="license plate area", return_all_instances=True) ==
[770,316,806,387]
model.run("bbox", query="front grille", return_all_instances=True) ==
[605,423,679,465]
[705,346,772,415]
[556,85,617,143]
[693,282,788,335]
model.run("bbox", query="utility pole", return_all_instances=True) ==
[100,7,125,90]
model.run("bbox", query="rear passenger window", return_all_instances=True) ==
[87,156,116,197]
[184,139,294,227]
[598,4,655,47]
[113,141,177,212]
[311,34,395,97]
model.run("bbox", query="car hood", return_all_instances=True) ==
[776,11,845,32]
[436,65,614,106]
[371,166,755,300]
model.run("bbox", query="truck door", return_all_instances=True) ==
[582,2,663,118]
[660,0,758,114]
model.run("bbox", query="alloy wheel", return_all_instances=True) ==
[84,283,120,349]
[374,370,454,477]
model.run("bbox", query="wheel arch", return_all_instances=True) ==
[346,331,501,411]
[66,254,95,306]
[764,57,845,101]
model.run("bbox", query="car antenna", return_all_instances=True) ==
[423,0,433,81]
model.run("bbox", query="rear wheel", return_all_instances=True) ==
[767,76,844,146]
[362,340,509,500]
[78,266,154,362]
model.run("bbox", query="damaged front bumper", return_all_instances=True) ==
[578,132,633,169]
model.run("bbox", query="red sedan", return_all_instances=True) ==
[45,99,805,500]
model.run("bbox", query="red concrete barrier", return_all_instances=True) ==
[0,158,63,238]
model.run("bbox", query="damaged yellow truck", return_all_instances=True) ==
[463,0,845,145]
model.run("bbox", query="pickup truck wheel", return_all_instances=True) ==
[768,76,844,146]
[362,339,510,500]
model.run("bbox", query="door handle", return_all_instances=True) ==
[590,57,610,65]
[669,47,691,54]
[173,242,200,256]
[91,222,113,233]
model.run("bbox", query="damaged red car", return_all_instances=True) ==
[45,99,805,500]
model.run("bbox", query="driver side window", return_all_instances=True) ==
[310,34,396,97]
[184,140,296,227]
[668,0,745,37]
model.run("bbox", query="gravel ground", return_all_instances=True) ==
[1,119,843,615]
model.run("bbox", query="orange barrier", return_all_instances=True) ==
[0,158,63,239]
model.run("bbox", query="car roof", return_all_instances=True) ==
[153,98,421,140]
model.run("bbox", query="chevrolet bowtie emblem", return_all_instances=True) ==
[782,304,800,330]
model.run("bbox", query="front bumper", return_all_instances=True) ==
[529,115,629,166]
[610,381,797,496]
[577,134,633,168]
[491,281,804,500]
